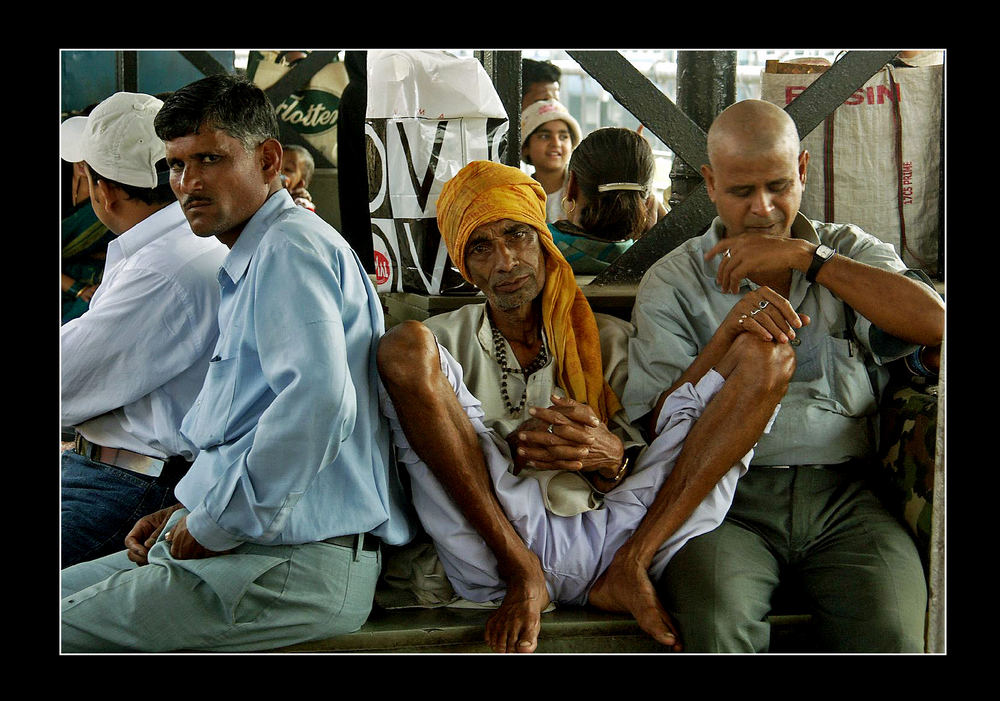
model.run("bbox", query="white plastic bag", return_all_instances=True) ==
[366,50,509,294]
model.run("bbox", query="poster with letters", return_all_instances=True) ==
[366,50,509,295]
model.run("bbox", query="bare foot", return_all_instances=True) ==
[588,553,681,651]
[484,569,551,653]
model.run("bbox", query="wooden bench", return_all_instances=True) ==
[273,604,815,653]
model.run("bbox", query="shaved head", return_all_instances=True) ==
[700,100,810,239]
[706,99,801,167]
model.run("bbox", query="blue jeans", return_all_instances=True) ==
[61,450,182,569]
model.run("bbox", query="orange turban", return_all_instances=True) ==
[436,160,622,424]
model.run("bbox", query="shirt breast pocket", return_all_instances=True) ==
[822,335,878,418]
[791,333,877,418]
[185,354,240,447]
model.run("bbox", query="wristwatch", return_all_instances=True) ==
[806,244,835,282]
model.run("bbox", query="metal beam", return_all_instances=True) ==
[115,51,137,93]
[568,50,708,171]
[668,51,736,208]
[476,50,522,167]
[587,50,902,285]
[179,51,230,77]
[782,50,899,137]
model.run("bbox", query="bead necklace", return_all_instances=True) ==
[491,323,549,417]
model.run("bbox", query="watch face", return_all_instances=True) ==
[817,244,834,259]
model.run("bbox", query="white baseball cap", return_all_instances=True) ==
[60,92,166,189]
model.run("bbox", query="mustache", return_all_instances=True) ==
[746,214,785,228]
[492,266,532,285]
[182,195,212,209]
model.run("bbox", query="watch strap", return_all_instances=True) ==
[806,245,834,283]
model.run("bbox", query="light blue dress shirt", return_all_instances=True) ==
[625,213,930,468]
[176,190,415,552]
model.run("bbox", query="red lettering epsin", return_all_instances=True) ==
[785,86,806,104]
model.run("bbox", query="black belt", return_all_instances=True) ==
[324,533,380,552]
[73,434,190,480]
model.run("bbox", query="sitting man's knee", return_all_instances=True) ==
[377,320,438,386]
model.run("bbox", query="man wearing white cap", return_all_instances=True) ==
[60,92,228,569]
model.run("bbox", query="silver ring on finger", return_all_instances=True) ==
[750,308,762,316]
[758,299,769,310]
[738,314,748,324]
[546,424,555,434]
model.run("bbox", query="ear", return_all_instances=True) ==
[700,164,716,201]
[259,139,283,181]
[93,178,119,212]
[565,171,579,200]
[798,150,810,185]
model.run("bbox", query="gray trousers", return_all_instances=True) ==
[656,464,927,652]
[61,508,381,652]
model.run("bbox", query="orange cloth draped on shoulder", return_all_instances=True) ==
[436,160,623,424]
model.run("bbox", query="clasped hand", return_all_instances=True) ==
[508,395,623,476]
[704,236,811,344]
[124,503,230,565]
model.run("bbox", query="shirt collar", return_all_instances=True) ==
[219,189,296,286]
[476,304,494,355]
[105,201,186,267]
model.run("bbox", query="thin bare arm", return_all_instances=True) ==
[377,321,550,653]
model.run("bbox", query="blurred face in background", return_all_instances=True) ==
[281,149,307,191]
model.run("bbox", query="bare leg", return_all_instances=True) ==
[588,334,795,651]
[378,321,550,653]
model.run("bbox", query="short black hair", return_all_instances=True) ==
[522,59,561,87]
[86,159,175,206]
[154,73,279,150]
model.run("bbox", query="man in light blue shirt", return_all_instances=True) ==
[61,74,415,652]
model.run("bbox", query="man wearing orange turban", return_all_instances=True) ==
[435,159,621,426]
[378,161,788,654]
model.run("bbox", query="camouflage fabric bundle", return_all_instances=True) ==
[876,377,939,570]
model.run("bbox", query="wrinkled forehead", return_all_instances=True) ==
[465,218,543,250]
